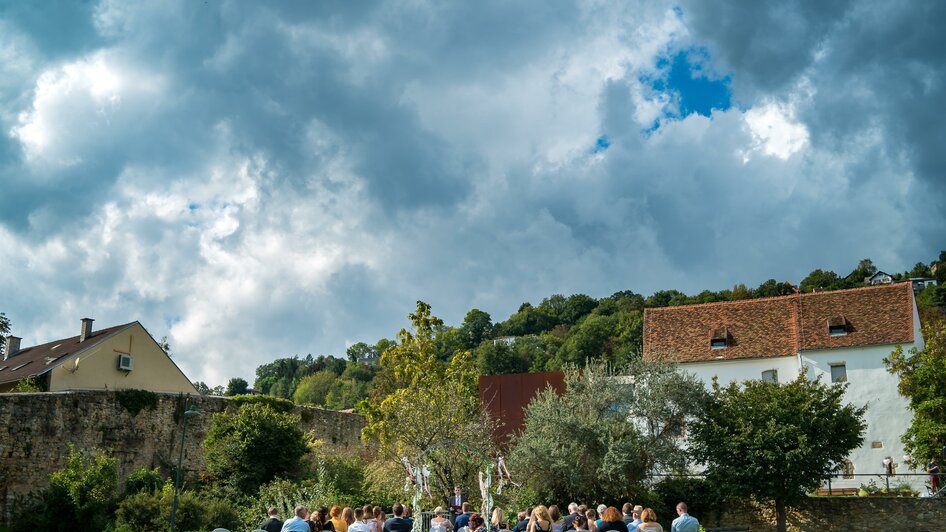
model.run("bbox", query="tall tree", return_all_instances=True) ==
[689,373,866,532]
[885,322,946,465]
[224,377,249,396]
[459,309,494,349]
[509,361,706,504]
[362,301,496,500]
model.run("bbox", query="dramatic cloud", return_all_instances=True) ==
[1,0,943,384]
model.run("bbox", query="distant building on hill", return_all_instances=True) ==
[865,270,894,285]
[0,318,197,394]
[644,282,926,491]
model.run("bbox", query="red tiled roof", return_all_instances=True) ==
[0,322,134,386]
[643,283,915,363]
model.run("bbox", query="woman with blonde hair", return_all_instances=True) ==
[528,505,553,532]
[490,507,508,531]
[635,509,662,532]
[331,506,348,532]
[431,507,454,532]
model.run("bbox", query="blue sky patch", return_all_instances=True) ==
[644,47,732,120]
[592,135,611,154]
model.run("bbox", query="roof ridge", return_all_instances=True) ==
[644,282,910,313]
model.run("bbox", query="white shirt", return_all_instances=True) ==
[351,521,372,532]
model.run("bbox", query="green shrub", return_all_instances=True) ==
[653,476,724,527]
[11,447,118,531]
[115,389,159,416]
[230,393,296,412]
[114,490,241,532]
[203,402,308,494]
[124,467,164,496]
[11,375,45,393]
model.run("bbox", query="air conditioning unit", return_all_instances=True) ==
[117,354,134,371]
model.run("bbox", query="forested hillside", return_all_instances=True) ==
[199,253,946,411]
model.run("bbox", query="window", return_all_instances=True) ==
[830,363,847,383]
[841,459,855,479]
[761,369,778,384]
[710,327,730,349]
[10,360,32,371]
[827,316,848,337]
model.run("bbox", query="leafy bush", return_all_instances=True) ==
[230,393,296,413]
[115,389,159,416]
[11,447,118,531]
[11,375,45,393]
[203,402,308,494]
[114,490,241,532]
[124,467,164,496]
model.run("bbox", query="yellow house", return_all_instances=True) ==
[0,318,197,394]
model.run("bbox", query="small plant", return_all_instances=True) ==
[857,478,881,496]
[124,467,164,495]
[115,389,159,416]
[11,376,45,393]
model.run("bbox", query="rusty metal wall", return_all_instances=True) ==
[478,371,565,446]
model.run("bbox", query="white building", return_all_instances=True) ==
[643,283,926,491]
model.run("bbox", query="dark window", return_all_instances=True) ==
[827,316,848,336]
[830,364,847,383]
[710,327,730,349]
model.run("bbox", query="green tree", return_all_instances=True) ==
[509,361,706,504]
[645,289,687,308]
[885,322,946,465]
[498,303,558,336]
[476,339,529,375]
[459,308,494,348]
[799,269,844,293]
[555,314,617,367]
[362,301,496,499]
[755,279,795,298]
[224,377,249,396]
[325,377,370,410]
[346,341,376,363]
[293,370,337,406]
[689,372,866,532]
[203,402,308,495]
[192,381,212,395]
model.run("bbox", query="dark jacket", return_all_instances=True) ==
[384,517,413,532]
[597,521,627,532]
[562,514,580,532]
[456,513,474,530]
[260,516,284,532]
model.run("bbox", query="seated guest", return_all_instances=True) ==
[635,509,662,532]
[670,503,698,532]
[512,509,531,532]
[548,505,564,532]
[627,506,643,532]
[456,503,474,530]
[261,507,283,532]
[331,507,348,532]
[383,504,413,532]
[431,507,454,532]
[527,506,553,532]
[283,506,312,532]
[470,513,487,532]
[562,504,581,532]
[596,507,626,532]
[350,508,371,532]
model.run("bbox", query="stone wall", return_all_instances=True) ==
[0,391,363,522]
[702,497,946,531]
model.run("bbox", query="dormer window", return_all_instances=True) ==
[710,327,730,349]
[827,316,849,337]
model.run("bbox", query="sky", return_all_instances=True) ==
[1,0,944,386]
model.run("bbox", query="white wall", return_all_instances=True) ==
[680,343,927,493]
[802,343,924,491]
[680,355,799,387]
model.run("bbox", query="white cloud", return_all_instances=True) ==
[742,100,810,161]
[11,51,165,166]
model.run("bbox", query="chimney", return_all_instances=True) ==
[3,336,20,361]
[80,318,94,343]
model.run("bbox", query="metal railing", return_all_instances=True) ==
[820,472,940,496]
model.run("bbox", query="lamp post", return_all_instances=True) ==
[170,398,200,532]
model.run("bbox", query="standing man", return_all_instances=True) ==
[448,486,467,518]
[670,503,698,532]
[261,507,283,532]
[929,457,941,494]
[282,506,311,532]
